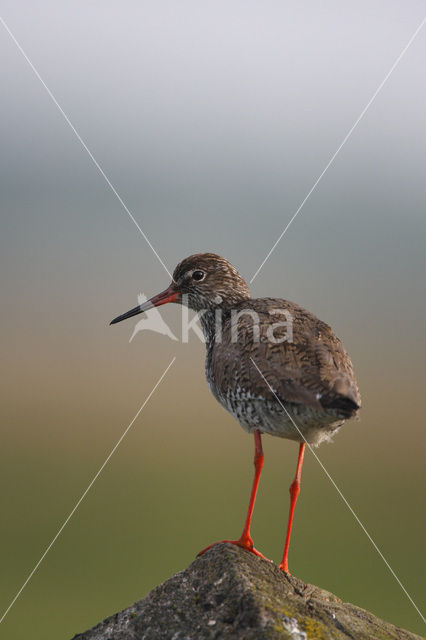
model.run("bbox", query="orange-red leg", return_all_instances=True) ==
[198,429,271,561]
[279,442,306,573]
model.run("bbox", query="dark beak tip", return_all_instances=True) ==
[109,286,178,327]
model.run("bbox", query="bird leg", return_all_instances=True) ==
[279,442,306,573]
[235,429,265,554]
[198,429,271,561]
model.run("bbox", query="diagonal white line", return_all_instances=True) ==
[250,17,426,284]
[250,357,425,625]
[0,15,173,280]
[0,357,176,625]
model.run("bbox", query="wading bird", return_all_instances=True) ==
[111,253,360,573]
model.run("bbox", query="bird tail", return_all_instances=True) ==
[320,393,360,419]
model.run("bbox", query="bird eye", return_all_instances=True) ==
[192,270,205,281]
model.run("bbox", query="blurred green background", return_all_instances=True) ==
[1,2,425,638]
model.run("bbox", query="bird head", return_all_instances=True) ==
[110,253,250,325]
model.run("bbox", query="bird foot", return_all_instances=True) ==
[278,561,291,574]
[198,538,272,562]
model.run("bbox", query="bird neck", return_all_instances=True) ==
[199,299,250,347]
[199,306,226,346]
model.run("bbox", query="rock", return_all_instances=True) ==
[71,543,422,640]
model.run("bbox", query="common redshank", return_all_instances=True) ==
[111,253,360,573]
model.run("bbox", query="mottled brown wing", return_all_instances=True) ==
[211,298,360,417]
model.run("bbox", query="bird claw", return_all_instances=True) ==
[278,562,291,574]
[197,539,272,563]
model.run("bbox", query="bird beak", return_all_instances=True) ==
[110,286,180,325]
